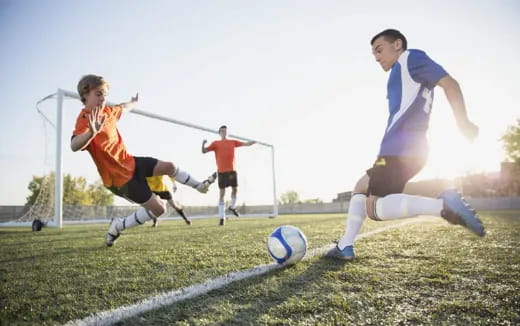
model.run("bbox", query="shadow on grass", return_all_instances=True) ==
[0,243,109,264]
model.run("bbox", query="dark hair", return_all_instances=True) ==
[370,29,407,50]
[219,125,227,131]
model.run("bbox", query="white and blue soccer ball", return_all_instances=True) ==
[267,225,308,265]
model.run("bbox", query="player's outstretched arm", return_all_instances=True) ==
[201,139,209,153]
[244,141,256,146]
[119,93,139,113]
[71,106,106,151]
[437,75,478,142]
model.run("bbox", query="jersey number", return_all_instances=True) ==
[421,88,433,113]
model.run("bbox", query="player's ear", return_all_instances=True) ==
[394,39,402,51]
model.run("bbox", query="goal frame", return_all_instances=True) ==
[28,88,278,227]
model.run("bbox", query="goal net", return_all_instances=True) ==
[1,89,277,228]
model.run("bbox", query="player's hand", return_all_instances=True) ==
[458,120,479,142]
[88,106,106,135]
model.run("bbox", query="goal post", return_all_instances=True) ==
[3,88,278,228]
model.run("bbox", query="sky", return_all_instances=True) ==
[0,0,519,207]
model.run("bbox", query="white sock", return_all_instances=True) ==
[121,207,156,230]
[230,195,237,209]
[218,202,226,219]
[174,168,202,188]
[375,194,443,220]
[338,194,367,249]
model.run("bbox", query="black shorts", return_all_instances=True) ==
[107,156,158,204]
[366,156,426,197]
[153,191,172,200]
[218,171,238,189]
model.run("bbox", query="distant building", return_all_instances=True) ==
[332,191,352,202]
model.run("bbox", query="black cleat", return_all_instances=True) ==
[228,207,240,217]
[219,218,225,226]
[175,208,191,225]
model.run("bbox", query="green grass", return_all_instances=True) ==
[1,212,519,325]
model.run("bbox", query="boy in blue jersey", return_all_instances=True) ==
[327,29,485,261]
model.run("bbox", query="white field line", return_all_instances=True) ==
[65,216,435,326]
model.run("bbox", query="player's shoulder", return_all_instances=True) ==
[406,49,432,62]
[76,108,89,120]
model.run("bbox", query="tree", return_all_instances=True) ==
[63,174,90,205]
[26,174,53,206]
[25,173,114,206]
[500,119,520,195]
[279,190,300,205]
[88,181,114,206]
[501,119,520,163]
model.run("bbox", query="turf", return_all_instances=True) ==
[0,212,518,325]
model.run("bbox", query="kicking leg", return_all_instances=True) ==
[154,161,216,193]
[228,187,240,217]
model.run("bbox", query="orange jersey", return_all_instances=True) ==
[206,139,243,172]
[72,105,135,187]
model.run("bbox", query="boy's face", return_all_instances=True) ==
[219,127,227,138]
[371,36,403,72]
[84,85,108,109]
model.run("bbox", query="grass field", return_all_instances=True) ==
[1,211,519,325]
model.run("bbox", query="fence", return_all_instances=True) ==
[1,197,520,222]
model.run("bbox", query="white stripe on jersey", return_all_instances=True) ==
[386,51,421,133]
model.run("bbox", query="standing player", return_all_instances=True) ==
[71,74,216,246]
[202,125,256,225]
[327,29,485,261]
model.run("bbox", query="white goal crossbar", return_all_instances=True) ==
[34,89,278,228]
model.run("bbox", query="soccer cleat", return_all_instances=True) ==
[325,245,355,261]
[196,172,218,194]
[151,217,158,228]
[228,207,240,217]
[219,218,226,226]
[106,218,123,247]
[207,172,217,184]
[439,189,485,237]
[174,207,191,225]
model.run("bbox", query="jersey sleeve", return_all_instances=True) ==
[206,141,217,152]
[408,50,448,89]
[234,140,244,147]
[108,105,123,120]
[72,111,90,137]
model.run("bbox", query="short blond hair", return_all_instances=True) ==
[77,74,109,104]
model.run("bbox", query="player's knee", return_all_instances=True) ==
[150,200,166,217]
[164,162,175,175]
[365,197,379,220]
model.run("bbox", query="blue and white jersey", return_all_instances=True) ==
[379,49,447,157]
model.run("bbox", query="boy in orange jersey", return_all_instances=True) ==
[71,74,216,246]
[202,125,255,225]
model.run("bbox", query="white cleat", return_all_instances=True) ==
[196,172,217,193]
[106,218,123,247]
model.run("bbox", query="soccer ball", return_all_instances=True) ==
[267,225,308,265]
